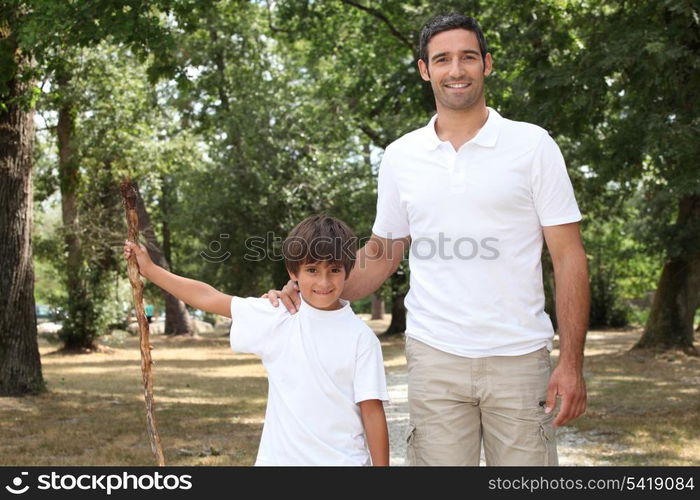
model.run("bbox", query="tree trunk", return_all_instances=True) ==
[56,69,98,351]
[133,184,192,335]
[164,297,192,335]
[384,273,407,335]
[635,195,700,354]
[370,292,385,320]
[0,20,45,395]
[542,249,558,331]
[160,175,173,269]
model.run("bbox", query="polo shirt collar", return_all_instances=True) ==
[422,106,503,150]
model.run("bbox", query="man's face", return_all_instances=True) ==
[289,261,346,311]
[418,29,492,112]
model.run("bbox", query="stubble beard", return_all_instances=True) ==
[435,78,484,112]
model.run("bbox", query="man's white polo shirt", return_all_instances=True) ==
[372,108,582,357]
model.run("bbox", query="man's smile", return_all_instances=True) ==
[445,82,471,89]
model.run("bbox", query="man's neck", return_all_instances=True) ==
[434,103,489,151]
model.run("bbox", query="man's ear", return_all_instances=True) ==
[418,58,430,81]
[483,52,493,77]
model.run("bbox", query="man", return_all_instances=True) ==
[269,13,589,466]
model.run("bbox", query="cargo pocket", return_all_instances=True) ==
[405,423,417,466]
[539,423,558,466]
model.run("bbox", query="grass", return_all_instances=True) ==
[0,318,698,466]
[555,328,700,465]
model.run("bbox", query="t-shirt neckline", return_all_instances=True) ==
[298,294,350,318]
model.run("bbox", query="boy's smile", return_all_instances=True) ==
[289,261,347,311]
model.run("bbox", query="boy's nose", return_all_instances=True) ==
[318,273,333,286]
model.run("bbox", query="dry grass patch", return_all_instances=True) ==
[1,328,265,466]
[553,328,700,465]
[1,319,697,466]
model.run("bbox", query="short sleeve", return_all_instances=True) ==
[531,133,582,227]
[230,297,286,357]
[353,331,389,404]
[371,150,411,239]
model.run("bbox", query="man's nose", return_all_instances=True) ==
[449,58,464,78]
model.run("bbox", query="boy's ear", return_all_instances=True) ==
[287,269,298,282]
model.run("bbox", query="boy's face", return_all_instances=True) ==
[289,261,346,311]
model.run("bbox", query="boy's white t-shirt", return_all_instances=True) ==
[229,295,389,466]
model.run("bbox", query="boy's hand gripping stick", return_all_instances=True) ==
[120,180,165,466]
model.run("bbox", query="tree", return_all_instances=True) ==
[133,182,191,335]
[472,0,699,347]
[38,46,153,349]
[0,2,44,395]
[154,0,378,300]
[637,196,700,353]
[566,1,700,352]
[2,0,187,375]
[53,54,99,350]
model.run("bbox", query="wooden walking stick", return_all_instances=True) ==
[120,180,165,466]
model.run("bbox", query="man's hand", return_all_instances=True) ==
[264,279,301,314]
[123,241,154,278]
[545,364,587,427]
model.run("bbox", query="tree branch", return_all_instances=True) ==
[358,122,388,149]
[340,0,414,54]
[265,0,291,34]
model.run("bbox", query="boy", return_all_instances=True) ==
[123,215,390,466]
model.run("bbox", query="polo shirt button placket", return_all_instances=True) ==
[449,149,468,195]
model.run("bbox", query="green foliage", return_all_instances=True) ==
[32,136,66,310]
[142,0,383,296]
[562,1,698,255]
[24,0,700,339]
[33,41,204,346]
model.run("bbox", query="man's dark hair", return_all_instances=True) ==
[419,13,488,65]
[283,215,358,278]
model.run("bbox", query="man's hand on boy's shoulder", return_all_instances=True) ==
[123,240,155,278]
[264,280,301,314]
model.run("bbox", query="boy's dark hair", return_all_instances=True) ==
[419,13,488,66]
[283,215,358,278]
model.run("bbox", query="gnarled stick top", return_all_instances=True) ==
[120,180,138,211]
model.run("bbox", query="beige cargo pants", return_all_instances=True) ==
[405,336,558,466]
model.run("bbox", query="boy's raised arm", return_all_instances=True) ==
[124,241,233,318]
